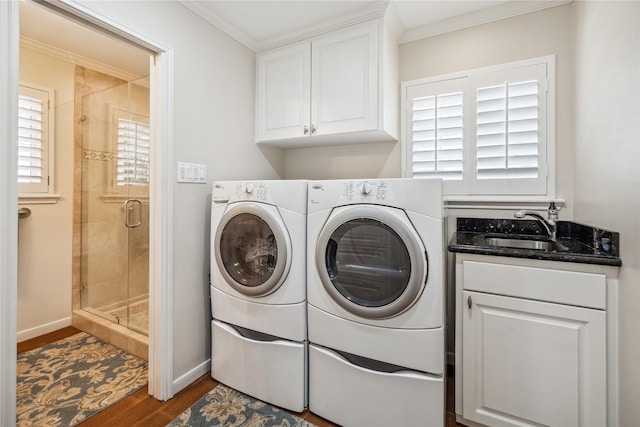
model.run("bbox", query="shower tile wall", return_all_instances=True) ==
[72,66,149,316]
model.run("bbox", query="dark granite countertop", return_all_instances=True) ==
[448,218,622,267]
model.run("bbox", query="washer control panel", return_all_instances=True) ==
[213,181,270,203]
[342,180,388,202]
[236,182,269,201]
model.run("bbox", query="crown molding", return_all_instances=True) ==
[399,0,572,44]
[20,35,141,81]
[255,1,388,52]
[177,0,259,51]
[178,0,389,52]
[178,0,571,52]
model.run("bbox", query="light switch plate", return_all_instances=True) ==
[177,162,207,183]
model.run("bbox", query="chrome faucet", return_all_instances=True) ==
[514,202,559,240]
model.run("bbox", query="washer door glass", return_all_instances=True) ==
[326,219,410,307]
[317,206,427,319]
[216,203,290,297]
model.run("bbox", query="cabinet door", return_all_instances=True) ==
[462,290,606,427]
[256,42,311,141]
[311,21,379,136]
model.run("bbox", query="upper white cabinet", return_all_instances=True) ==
[256,19,398,147]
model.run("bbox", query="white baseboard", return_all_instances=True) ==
[17,317,72,343]
[172,359,211,395]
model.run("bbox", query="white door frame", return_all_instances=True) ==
[0,1,19,424]
[1,2,175,421]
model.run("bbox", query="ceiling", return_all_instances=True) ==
[20,0,151,79]
[19,0,568,78]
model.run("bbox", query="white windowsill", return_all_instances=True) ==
[445,196,565,211]
[18,193,61,205]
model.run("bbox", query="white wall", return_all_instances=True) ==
[572,1,640,425]
[17,45,74,340]
[283,140,399,179]
[84,0,283,390]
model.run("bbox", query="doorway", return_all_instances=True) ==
[18,0,152,354]
[8,0,175,408]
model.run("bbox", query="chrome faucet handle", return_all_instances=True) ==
[547,202,559,224]
[513,206,557,241]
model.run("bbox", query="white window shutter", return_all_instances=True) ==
[471,61,548,195]
[406,76,469,194]
[411,91,464,179]
[117,118,150,187]
[18,85,50,193]
[477,80,539,179]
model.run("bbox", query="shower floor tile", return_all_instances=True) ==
[107,300,148,335]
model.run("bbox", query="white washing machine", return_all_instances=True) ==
[307,178,445,427]
[210,180,307,412]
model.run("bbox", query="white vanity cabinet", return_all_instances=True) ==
[256,19,398,147]
[454,254,619,427]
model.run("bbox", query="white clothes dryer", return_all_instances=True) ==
[307,178,445,427]
[210,180,307,412]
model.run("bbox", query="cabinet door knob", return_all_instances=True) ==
[303,125,309,135]
[310,124,317,134]
[467,295,472,309]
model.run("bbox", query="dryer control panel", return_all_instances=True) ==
[308,178,443,218]
[308,179,398,210]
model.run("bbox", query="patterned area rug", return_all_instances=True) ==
[167,384,315,427]
[17,332,148,426]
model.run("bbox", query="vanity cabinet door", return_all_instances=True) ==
[256,42,311,142]
[462,290,606,427]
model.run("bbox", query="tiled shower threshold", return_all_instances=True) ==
[72,309,148,360]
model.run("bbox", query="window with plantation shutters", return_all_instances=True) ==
[402,56,554,198]
[18,84,52,194]
[116,118,150,187]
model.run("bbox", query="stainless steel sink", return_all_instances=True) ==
[484,237,568,252]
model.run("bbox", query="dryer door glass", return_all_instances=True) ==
[325,218,411,307]
[219,213,278,289]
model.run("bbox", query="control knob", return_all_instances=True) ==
[362,182,372,195]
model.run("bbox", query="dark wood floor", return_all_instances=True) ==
[18,327,462,426]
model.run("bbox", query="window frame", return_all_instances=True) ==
[401,55,556,202]
[17,82,55,198]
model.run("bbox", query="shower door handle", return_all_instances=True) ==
[125,199,143,228]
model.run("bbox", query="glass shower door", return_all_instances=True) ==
[80,77,150,336]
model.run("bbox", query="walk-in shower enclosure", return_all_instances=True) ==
[78,75,150,337]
